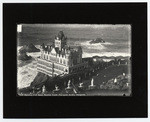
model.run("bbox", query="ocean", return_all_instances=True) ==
[17,24,131,57]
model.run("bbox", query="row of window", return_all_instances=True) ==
[38,58,69,71]
[42,54,69,66]
[54,64,65,71]
[55,41,61,45]
[37,67,52,76]
[38,60,52,67]
[38,61,67,74]
[37,64,53,72]
[54,69,63,74]
[37,63,87,75]
[37,64,65,76]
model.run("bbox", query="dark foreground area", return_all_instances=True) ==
[18,56,131,96]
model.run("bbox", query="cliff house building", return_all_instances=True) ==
[37,31,88,77]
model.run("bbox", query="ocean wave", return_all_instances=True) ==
[82,40,113,45]
[82,52,131,58]
[101,42,113,45]
[80,41,107,50]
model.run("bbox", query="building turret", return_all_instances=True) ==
[40,43,45,50]
[54,31,67,50]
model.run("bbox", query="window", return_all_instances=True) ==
[63,60,65,65]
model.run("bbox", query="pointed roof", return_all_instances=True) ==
[56,31,67,40]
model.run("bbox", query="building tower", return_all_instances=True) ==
[54,31,67,50]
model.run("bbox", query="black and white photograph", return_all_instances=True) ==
[3,2,147,119]
[17,24,132,96]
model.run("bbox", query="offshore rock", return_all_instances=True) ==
[19,43,40,53]
[90,38,105,44]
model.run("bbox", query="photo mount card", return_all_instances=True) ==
[3,3,147,118]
